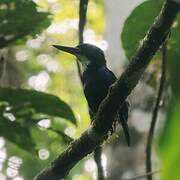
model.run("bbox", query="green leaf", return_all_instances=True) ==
[0,88,76,124]
[121,0,163,60]
[159,99,180,180]
[121,0,180,63]
[158,22,180,180]
[0,116,35,152]
[0,0,51,48]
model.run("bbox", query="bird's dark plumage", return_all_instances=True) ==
[83,66,116,113]
[53,43,130,145]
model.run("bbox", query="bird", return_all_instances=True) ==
[53,43,130,146]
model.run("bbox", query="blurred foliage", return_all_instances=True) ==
[0,88,76,124]
[0,0,51,48]
[0,0,104,179]
[121,0,180,88]
[159,43,180,180]
[0,87,76,156]
[159,99,180,180]
[0,116,35,152]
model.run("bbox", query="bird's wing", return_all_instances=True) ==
[98,67,117,85]
[83,67,116,113]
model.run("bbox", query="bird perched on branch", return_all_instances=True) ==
[53,43,130,145]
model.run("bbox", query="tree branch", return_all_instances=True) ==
[34,1,180,179]
[79,0,88,44]
[76,0,89,83]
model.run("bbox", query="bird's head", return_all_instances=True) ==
[53,43,106,68]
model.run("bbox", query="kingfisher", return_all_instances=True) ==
[53,43,130,145]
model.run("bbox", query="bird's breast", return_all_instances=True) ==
[83,75,111,113]
[82,66,116,113]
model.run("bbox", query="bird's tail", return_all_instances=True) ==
[117,101,130,146]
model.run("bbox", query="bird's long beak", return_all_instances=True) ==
[53,45,80,56]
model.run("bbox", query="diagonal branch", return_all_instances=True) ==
[34,1,180,179]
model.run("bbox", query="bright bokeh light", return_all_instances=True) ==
[38,119,51,129]
[101,153,107,177]
[92,171,96,180]
[47,0,57,3]
[0,148,7,161]
[37,54,60,72]
[64,127,76,137]
[84,159,96,172]
[47,19,78,34]
[9,156,22,165]
[84,155,107,179]
[8,156,23,169]
[84,29,108,51]
[47,0,61,13]
[74,111,81,122]
[28,71,50,91]
[0,164,3,171]
[12,176,24,180]
[3,112,16,121]
[50,2,61,13]
[0,174,6,180]
[26,34,45,49]
[6,167,18,178]
[38,149,50,160]
[16,50,30,62]
[72,174,86,180]
[0,138,5,149]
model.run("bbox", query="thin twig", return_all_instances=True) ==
[122,170,160,180]
[79,0,88,44]
[77,0,89,83]
[146,41,167,180]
